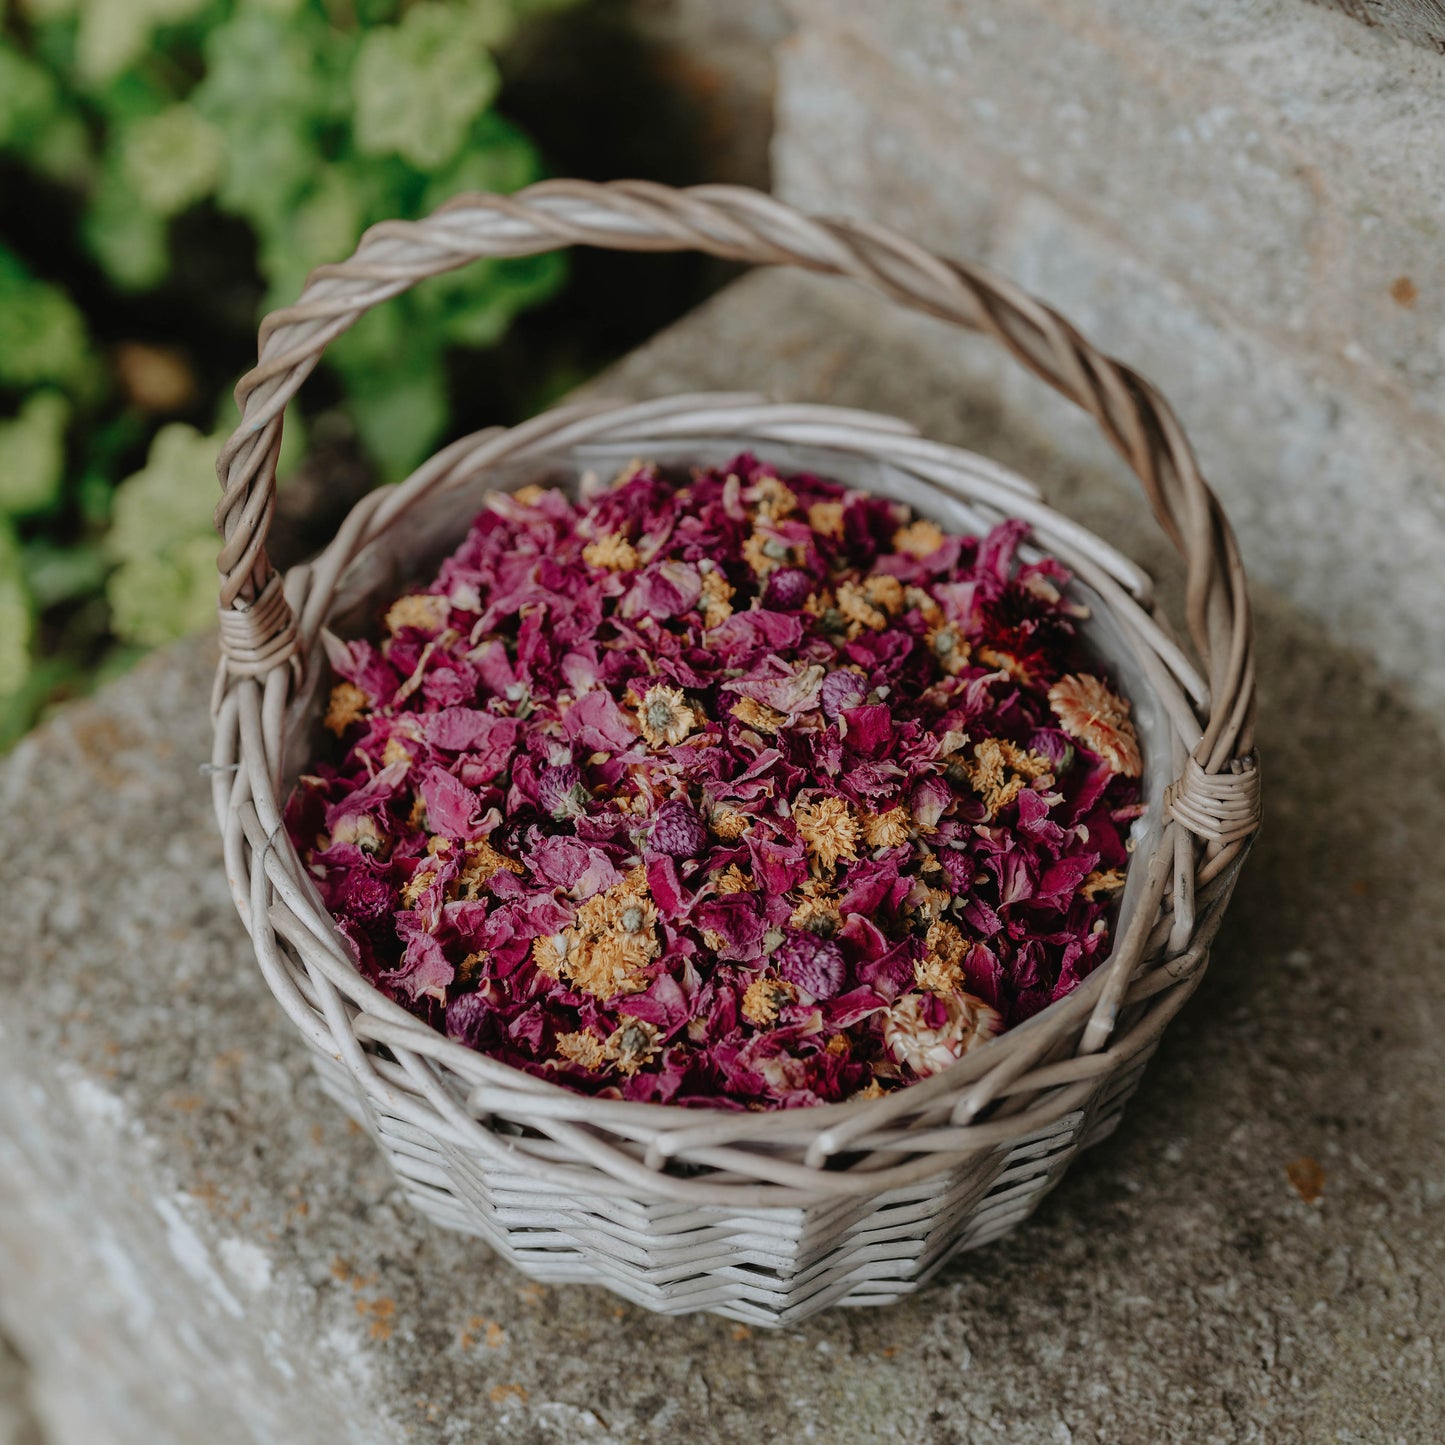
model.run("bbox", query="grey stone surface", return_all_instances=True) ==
[774,0,1445,714]
[2,271,1443,1443]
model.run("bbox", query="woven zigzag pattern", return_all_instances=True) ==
[211,183,1260,1321]
[311,1043,1155,1325]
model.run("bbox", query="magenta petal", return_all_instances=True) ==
[419,766,478,837]
[383,928,454,1003]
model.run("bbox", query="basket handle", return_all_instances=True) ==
[217,179,1256,813]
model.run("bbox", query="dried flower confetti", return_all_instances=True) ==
[1048,673,1143,778]
[287,453,1143,1109]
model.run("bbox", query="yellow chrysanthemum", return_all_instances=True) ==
[795,797,859,872]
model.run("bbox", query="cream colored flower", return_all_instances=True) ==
[807,500,846,540]
[700,567,735,628]
[863,573,906,616]
[567,935,650,1001]
[789,893,842,937]
[708,806,751,841]
[905,878,953,927]
[1021,572,1063,605]
[835,580,887,632]
[554,873,663,998]
[752,476,798,521]
[384,592,450,634]
[1047,673,1143,777]
[457,950,488,986]
[324,681,367,736]
[714,863,753,895]
[730,696,787,734]
[978,645,1033,684]
[453,838,524,900]
[914,919,968,993]
[795,797,860,872]
[742,529,793,576]
[332,812,384,854]
[382,736,414,769]
[906,586,944,627]
[531,931,575,980]
[401,862,441,908]
[605,1017,660,1074]
[883,991,1000,1078]
[860,806,911,850]
[638,683,698,748]
[1080,867,1128,901]
[582,532,641,572]
[964,738,1055,818]
[926,623,972,676]
[554,1030,609,1071]
[893,519,947,558]
[741,976,796,1026]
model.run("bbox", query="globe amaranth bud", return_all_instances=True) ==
[649,798,707,858]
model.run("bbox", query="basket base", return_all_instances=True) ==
[308,1048,1155,1326]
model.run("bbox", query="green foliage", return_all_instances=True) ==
[0,0,577,744]
[104,423,227,648]
[0,520,33,697]
[0,246,93,391]
[0,391,70,515]
[353,2,501,170]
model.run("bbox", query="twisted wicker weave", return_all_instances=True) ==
[211,182,1260,1325]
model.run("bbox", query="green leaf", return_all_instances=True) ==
[419,111,545,209]
[82,162,171,290]
[0,44,61,148]
[352,2,501,171]
[256,165,366,309]
[193,9,339,231]
[345,360,450,483]
[21,537,109,610]
[104,421,225,648]
[74,0,210,87]
[105,532,220,649]
[119,103,224,217]
[0,519,33,699]
[26,110,94,185]
[0,391,70,518]
[0,246,92,390]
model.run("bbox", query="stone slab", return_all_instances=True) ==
[772,19,1445,717]
[2,271,1443,1443]
[782,0,1445,428]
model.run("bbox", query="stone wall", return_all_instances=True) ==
[774,0,1445,716]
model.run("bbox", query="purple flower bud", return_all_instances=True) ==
[774,929,847,1000]
[538,763,587,820]
[650,798,707,858]
[763,567,814,611]
[445,992,491,1049]
[820,668,869,719]
[345,872,396,925]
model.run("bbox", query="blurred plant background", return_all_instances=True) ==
[0,0,759,749]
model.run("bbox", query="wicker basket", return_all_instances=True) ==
[211,181,1260,1327]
